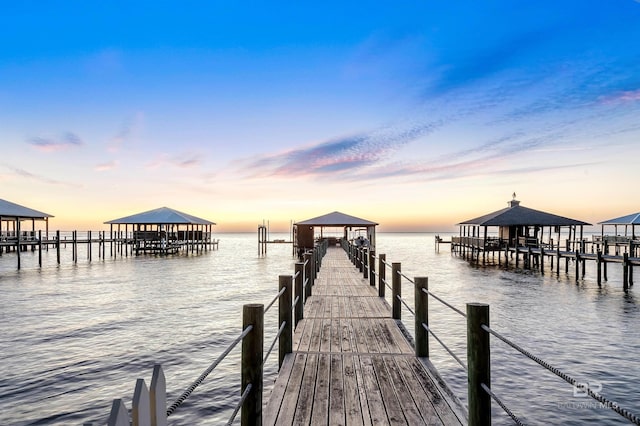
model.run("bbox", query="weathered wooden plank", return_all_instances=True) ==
[308,317,323,352]
[343,355,365,426]
[406,357,464,425]
[331,319,342,352]
[394,357,440,425]
[310,353,330,425]
[341,319,353,352]
[359,355,389,425]
[329,354,346,426]
[320,318,332,352]
[293,353,318,425]
[382,355,425,425]
[371,356,405,425]
[263,353,299,426]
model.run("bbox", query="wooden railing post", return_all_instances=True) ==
[56,230,61,264]
[295,262,304,326]
[363,247,369,279]
[415,277,429,358]
[378,254,386,297]
[623,253,629,291]
[242,304,264,426]
[392,262,401,320]
[279,275,293,368]
[369,249,376,286]
[467,303,491,426]
[310,249,317,288]
[303,252,312,299]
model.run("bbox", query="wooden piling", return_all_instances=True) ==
[392,262,401,320]
[597,251,602,286]
[241,304,263,426]
[623,253,629,291]
[378,254,386,298]
[279,276,293,368]
[295,262,304,327]
[415,277,429,358]
[369,249,375,287]
[467,303,491,426]
[304,252,312,299]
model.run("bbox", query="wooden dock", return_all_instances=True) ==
[264,246,466,425]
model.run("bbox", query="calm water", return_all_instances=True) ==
[1,233,638,425]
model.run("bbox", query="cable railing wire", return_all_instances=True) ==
[481,383,526,426]
[421,288,467,318]
[396,294,415,317]
[293,296,300,308]
[264,287,286,314]
[293,271,300,279]
[167,325,254,417]
[421,323,467,371]
[481,324,640,425]
[263,321,287,366]
[225,383,252,426]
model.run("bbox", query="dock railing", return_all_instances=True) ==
[96,240,328,426]
[347,241,640,426]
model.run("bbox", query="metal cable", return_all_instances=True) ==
[396,294,415,316]
[293,271,300,279]
[293,296,300,308]
[263,321,287,366]
[167,325,253,416]
[397,270,415,284]
[421,323,467,371]
[382,277,393,291]
[225,383,252,426]
[421,288,467,318]
[264,287,286,314]
[481,383,526,426]
[482,325,640,425]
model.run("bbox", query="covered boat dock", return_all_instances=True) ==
[0,198,54,268]
[293,211,378,257]
[105,207,217,255]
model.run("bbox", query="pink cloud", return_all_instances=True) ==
[599,89,640,104]
[95,161,118,171]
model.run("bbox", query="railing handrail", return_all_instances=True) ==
[344,239,640,425]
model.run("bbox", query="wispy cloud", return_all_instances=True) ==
[241,120,443,179]
[3,165,76,187]
[145,153,202,170]
[94,160,118,171]
[599,89,640,104]
[108,113,144,152]
[27,132,84,152]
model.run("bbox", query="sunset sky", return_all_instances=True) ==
[2,1,639,232]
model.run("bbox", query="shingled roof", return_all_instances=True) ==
[295,211,378,227]
[105,207,215,225]
[598,212,640,225]
[0,198,54,219]
[458,200,590,227]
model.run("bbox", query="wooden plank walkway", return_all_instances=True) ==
[264,246,467,425]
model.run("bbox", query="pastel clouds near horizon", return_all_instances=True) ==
[1,1,639,232]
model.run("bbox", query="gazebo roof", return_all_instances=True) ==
[458,200,590,227]
[0,198,54,219]
[295,211,378,227]
[598,212,640,225]
[105,207,215,225]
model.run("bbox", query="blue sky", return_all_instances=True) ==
[2,1,639,231]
